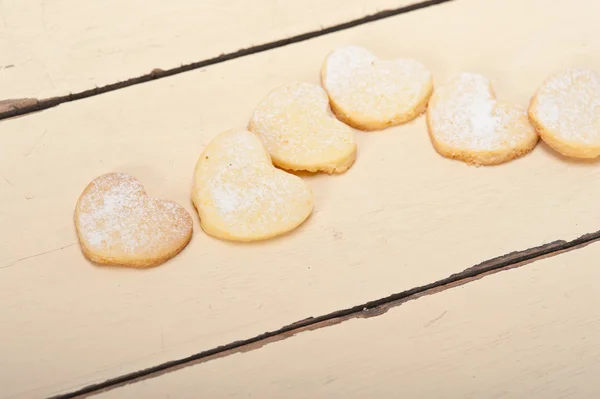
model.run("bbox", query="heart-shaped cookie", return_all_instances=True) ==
[426,73,539,165]
[192,129,313,242]
[248,82,357,174]
[74,172,193,267]
[320,45,433,131]
[528,68,600,159]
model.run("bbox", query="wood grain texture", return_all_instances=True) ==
[1,0,600,397]
[93,242,600,399]
[0,0,427,102]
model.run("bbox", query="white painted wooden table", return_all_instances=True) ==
[0,0,425,101]
[1,0,599,397]
[94,242,600,399]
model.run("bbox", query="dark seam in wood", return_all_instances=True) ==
[48,229,600,399]
[0,98,39,115]
[0,0,455,122]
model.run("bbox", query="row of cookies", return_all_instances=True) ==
[431,68,600,164]
[74,45,600,268]
[188,46,437,247]
[190,46,436,246]
[320,46,600,165]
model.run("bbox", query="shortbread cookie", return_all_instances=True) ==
[528,68,600,159]
[427,73,538,165]
[192,129,313,242]
[74,172,193,268]
[248,82,357,174]
[320,45,433,131]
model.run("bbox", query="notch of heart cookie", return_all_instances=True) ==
[426,72,539,166]
[248,82,357,174]
[74,172,193,268]
[192,129,314,242]
[320,45,433,131]
[528,68,600,159]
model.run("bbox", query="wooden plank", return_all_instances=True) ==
[1,0,599,397]
[0,0,431,103]
[93,242,600,399]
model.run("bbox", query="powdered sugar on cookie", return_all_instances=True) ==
[192,129,313,242]
[200,167,301,237]
[75,172,193,267]
[429,73,505,150]
[321,45,433,130]
[427,73,538,165]
[530,68,600,146]
[249,82,357,174]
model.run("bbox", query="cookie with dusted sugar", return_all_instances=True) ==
[248,82,357,174]
[528,68,600,159]
[192,129,313,242]
[74,172,193,268]
[426,73,538,165]
[320,45,433,131]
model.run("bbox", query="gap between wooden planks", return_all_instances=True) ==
[89,239,600,399]
[1,0,600,397]
[0,0,451,120]
[51,233,600,399]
